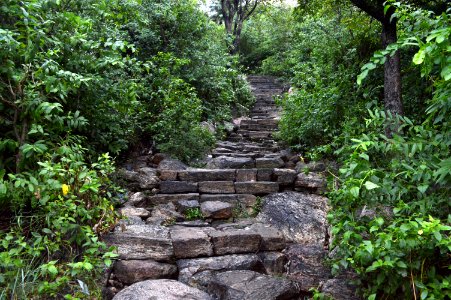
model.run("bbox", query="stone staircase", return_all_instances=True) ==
[103,76,358,300]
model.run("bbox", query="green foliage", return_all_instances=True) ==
[184,208,203,221]
[0,137,119,298]
[328,5,451,299]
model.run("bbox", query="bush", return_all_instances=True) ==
[0,137,119,298]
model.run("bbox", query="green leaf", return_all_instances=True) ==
[417,185,428,194]
[48,265,58,275]
[364,181,380,190]
[413,49,425,65]
[350,186,360,198]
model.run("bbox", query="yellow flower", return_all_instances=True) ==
[61,184,70,196]
[418,229,423,235]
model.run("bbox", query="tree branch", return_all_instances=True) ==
[349,0,385,22]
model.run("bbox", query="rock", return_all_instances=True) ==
[113,260,177,284]
[294,173,326,190]
[249,223,285,251]
[112,279,213,300]
[255,157,284,168]
[117,215,145,226]
[175,200,200,214]
[207,156,254,169]
[200,194,257,208]
[206,270,301,300]
[320,278,361,300]
[178,169,236,182]
[146,193,200,206]
[119,207,150,218]
[359,205,394,220]
[257,169,273,181]
[234,182,279,195]
[104,225,173,261]
[138,167,157,177]
[284,244,331,291]
[201,121,216,134]
[209,229,261,255]
[177,254,264,285]
[274,168,297,185]
[258,252,287,275]
[170,227,213,258]
[236,169,257,182]
[127,192,147,207]
[201,201,233,219]
[158,169,178,181]
[152,153,169,165]
[198,181,235,194]
[295,161,326,173]
[147,203,183,225]
[159,181,198,193]
[256,192,329,246]
[159,158,187,170]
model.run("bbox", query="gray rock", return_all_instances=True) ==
[207,156,254,169]
[119,207,150,218]
[258,252,287,275]
[249,223,285,251]
[206,270,301,300]
[112,279,213,300]
[158,169,178,181]
[257,192,329,247]
[178,169,236,182]
[235,182,279,195]
[146,193,200,206]
[200,194,257,208]
[175,200,200,214]
[170,227,213,258]
[159,158,188,170]
[135,167,160,190]
[359,205,394,220]
[117,215,145,226]
[113,260,177,284]
[127,192,147,207]
[295,161,326,173]
[209,229,261,255]
[147,203,183,225]
[160,181,198,193]
[199,181,235,194]
[294,172,326,190]
[104,225,173,261]
[274,168,297,185]
[257,169,273,181]
[320,278,361,300]
[177,254,264,285]
[236,169,257,182]
[285,244,331,291]
[201,201,233,219]
[255,157,284,168]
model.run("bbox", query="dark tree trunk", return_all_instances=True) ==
[382,19,403,116]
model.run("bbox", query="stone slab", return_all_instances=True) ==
[170,227,213,258]
[198,181,235,194]
[159,181,198,194]
[178,169,236,181]
[234,182,279,195]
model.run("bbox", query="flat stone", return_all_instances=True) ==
[127,192,147,207]
[200,194,257,208]
[255,157,284,168]
[158,158,187,170]
[294,172,326,189]
[112,279,213,300]
[235,182,279,195]
[320,278,361,300]
[207,156,255,169]
[274,168,297,185]
[147,203,183,225]
[113,260,177,284]
[104,225,173,261]
[170,227,213,258]
[175,200,200,214]
[206,270,301,300]
[119,207,150,218]
[178,169,236,181]
[257,168,273,181]
[159,181,198,194]
[201,201,233,219]
[249,223,285,251]
[198,181,235,194]
[117,215,145,226]
[209,229,261,255]
[158,169,178,181]
[146,193,200,206]
[177,254,263,285]
[257,192,329,246]
[236,169,257,182]
[258,252,287,275]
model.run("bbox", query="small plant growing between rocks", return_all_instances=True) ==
[184,208,203,220]
[252,197,263,217]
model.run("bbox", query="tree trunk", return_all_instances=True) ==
[382,19,403,117]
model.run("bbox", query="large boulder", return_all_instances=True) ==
[206,270,301,300]
[206,156,254,169]
[113,260,177,285]
[256,192,329,247]
[112,279,213,300]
